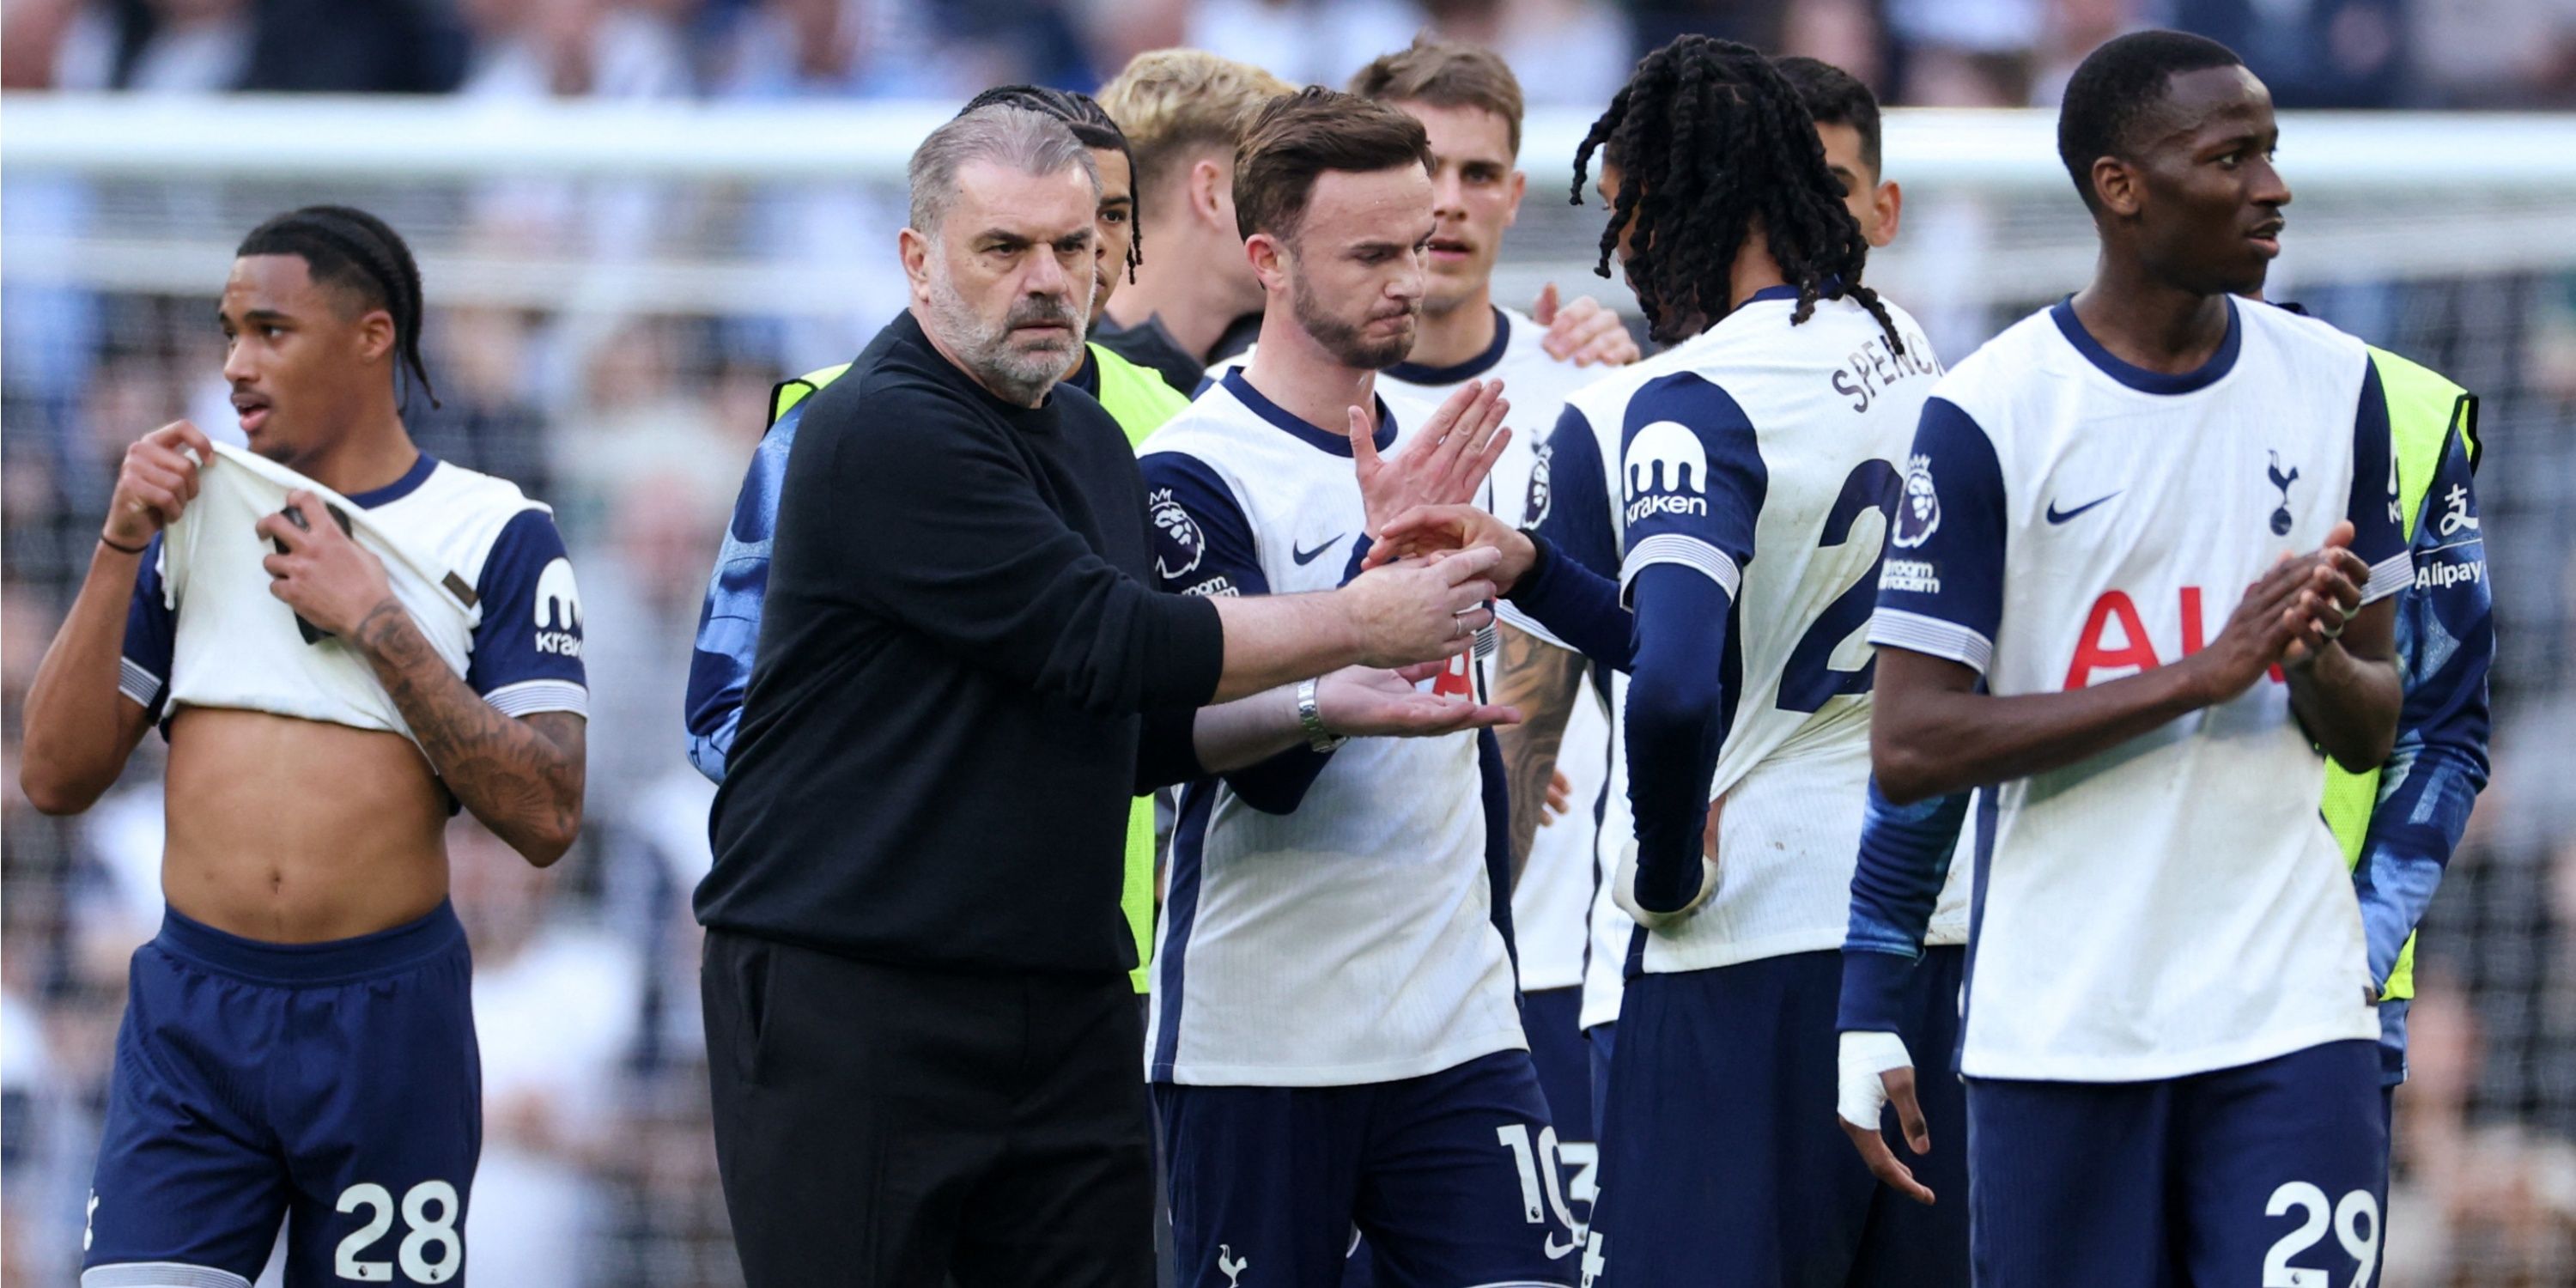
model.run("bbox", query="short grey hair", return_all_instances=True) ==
[908,105,1100,234]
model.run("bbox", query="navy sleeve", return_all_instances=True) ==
[1868,397,2006,675]
[2346,360,2413,605]
[1504,404,1635,669]
[1615,373,1766,605]
[1530,404,1619,577]
[465,508,589,718]
[118,534,174,720]
[1838,781,1972,1032]
[1618,374,1767,915]
[2352,428,2492,989]
[683,407,800,783]
[1139,452,1336,815]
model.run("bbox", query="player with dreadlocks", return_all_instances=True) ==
[1366,33,1949,1285]
[22,205,589,1285]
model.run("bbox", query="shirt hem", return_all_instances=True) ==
[1959,1016,2381,1083]
[1152,1025,1528,1087]
[1640,925,1848,974]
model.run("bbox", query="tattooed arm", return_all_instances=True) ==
[354,604,586,866]
[1496,623,1585,886]
[259,491,586,867]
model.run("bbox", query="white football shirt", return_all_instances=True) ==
[122,444,587,742]
[1527,288,1966,985]
[1139,370,1524,1086]
[1869,295,2409,1080]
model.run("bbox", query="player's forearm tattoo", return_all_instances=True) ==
[354,599,586,861]
[1495,624,1584,887]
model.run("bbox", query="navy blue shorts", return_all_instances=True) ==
[1156,1049,1578,1288]
[1585,948,1970,1288]
[1966,1038,2387,1288]
[83,903,480,1288]
[1522,987,1597,1236]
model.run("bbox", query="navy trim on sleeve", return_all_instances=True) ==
[1530,404,1619,578]
[1139,450,1340,815]
[467,508,587,718]
[1614,373,1765,609]
[2347,360,2412,603]
[119,533,174,720]
[1868,398,2005,675]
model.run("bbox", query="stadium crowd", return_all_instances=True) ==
[0,0,2572,109]
[3,3,2575,1287]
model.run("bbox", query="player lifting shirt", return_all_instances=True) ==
[21,207,587,1288]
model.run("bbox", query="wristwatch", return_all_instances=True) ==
[1296,677,1347,753]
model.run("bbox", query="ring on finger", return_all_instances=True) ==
[2320,619,2346,641]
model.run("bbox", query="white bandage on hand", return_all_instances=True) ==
[1611,838,1720,931]
[1837,1030,1914,1130]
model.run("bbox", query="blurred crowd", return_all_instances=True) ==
[4,3,2576,1286]
[0,0,2573,107]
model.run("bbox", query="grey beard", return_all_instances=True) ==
[927,270,1086,403]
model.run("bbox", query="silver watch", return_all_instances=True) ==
[1297,677,1347,753]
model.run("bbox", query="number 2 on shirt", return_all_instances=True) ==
[1777,459,1901,714]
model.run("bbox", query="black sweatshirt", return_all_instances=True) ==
[696,311,1227,975]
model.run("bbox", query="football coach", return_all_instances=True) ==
[694,105,1513,1288]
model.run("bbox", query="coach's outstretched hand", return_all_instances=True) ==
[1837,1030,1938,1206]
[1315,662,1520,738]
[1340,545,1503,668]
[1351,379,1510,537]
[1365,504,1535,591]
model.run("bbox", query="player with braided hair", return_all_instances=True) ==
[1573,33,1903,355]
[1365,33,1948,1286]
[23,205,587,1285]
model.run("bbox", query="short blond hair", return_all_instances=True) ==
[1097,49,1294,198]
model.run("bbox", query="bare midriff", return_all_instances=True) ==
[160,706,449,944]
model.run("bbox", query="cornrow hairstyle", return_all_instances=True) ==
[1572,35,1900,353]
[962,85,1145,282]
[236,205,440,410]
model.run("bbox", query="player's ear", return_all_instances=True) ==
[353,307,396,365]
[1504,167,1527,228]
[1193,157,1230,231]
[2092,157,2143,220]
[1245,232,1286,295]
[898,228,933,301]
[1871,180,1902,248]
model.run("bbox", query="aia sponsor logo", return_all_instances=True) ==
[2063,586,2283,690]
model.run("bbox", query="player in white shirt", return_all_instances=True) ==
[19,206,587,1288]
[1343,39,1642,1240]
[1373,36,1963,1287]
[1139,88,1577,1288]
[1856,32,2408,1287]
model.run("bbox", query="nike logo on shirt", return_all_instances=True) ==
[1291,534,1346,566]
[2044,493,2119,524]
